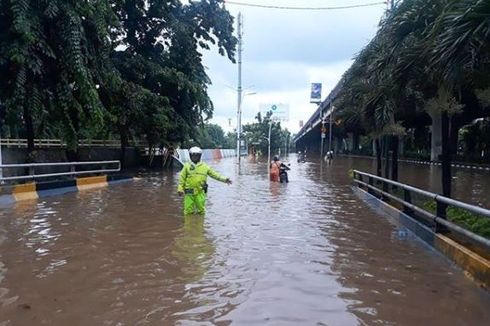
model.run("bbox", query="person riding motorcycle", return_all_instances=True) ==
[270,156,290,182]
[178,147,232,215]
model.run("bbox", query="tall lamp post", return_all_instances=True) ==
[320,113,326,159]
[329,106,335,153]
[236,91,256,163]
[267,120,272,175]
[236,12,243,164]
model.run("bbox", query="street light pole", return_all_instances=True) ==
[236,12,243,164]
[320,112,325,159]
[267,120,272,175]
[329,106,334,152]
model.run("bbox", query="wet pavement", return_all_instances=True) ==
[0,156,489,325]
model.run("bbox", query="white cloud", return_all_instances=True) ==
[203,0,386,134]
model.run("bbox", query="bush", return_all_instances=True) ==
[423,202,490,239]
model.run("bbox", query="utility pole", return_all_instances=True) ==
[268,120,272,175]
[320,112,325,159]
[329,106,334,152]
[236,12,243,164]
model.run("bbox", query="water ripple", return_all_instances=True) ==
[0,157,488,325]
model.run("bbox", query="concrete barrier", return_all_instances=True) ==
[175,149,237,164]
[0,174,134,207]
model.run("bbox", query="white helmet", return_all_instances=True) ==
[189,146,202,154]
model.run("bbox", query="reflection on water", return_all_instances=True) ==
[0,156,489,325]
[172,215,214,283]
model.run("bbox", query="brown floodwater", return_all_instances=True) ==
[0,156,489,325]
[343,155,490,208]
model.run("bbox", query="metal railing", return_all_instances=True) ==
[352,170,490,250]
[0,160,121,182]
[0,139,147,148]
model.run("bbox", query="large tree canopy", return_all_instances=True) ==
[332,0,490,196]
[0,0,237,157]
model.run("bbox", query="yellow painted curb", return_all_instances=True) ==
[76,176,108,191]
[435,234,490,289]
[13,183,38,201]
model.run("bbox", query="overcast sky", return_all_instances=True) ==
[203,0,387,134]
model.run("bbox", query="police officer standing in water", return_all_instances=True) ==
[177,147,232,215]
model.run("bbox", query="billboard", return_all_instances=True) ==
[310,83,322,103]
[260,103,289,121]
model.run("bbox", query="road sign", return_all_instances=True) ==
[310,83,322,103]
[260,103,289,121]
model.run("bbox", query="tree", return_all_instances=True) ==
[0,0,117,156]
[333,0,490,198]
[242,112,287,156]
[109,0,237,149]
[190,123,227,148]
[0,0,237,163]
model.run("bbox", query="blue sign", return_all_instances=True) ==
[310,83,322,103]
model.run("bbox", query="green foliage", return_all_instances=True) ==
[423,201,490,239]
[189,123,228,149]
[242,112,291,156]
[335,0,490,134]
[0,0,237,156]
[332,0,490,169]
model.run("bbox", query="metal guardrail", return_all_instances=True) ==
[0,160,121,182]
[352,170,490,250]
[0,139,147,148]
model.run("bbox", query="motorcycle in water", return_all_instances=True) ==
[279,163,291,183]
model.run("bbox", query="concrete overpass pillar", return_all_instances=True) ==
[430,112,442,161]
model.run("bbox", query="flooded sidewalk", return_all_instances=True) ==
[0,157,489,325]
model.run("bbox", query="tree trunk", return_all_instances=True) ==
[449,119,460,164]
[391,135,399,181]
[384,136,390,179]
[441,112,451,198]
[23,105,35,154]
[375,138,382,176]
[119,124,129,168]
[353,132,360,154]
[66,106,80,162]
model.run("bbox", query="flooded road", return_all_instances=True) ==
[0,156,489,325]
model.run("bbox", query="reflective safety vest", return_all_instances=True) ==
[177,162,227,194]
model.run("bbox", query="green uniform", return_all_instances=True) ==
[178,161,228,215]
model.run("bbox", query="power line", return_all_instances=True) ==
[224,1,386,11]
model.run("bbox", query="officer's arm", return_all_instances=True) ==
[177,165,188,193]
[207,166,228,183]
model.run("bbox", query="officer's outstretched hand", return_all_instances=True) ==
[225,178,232,185]
[178,190,184,197]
